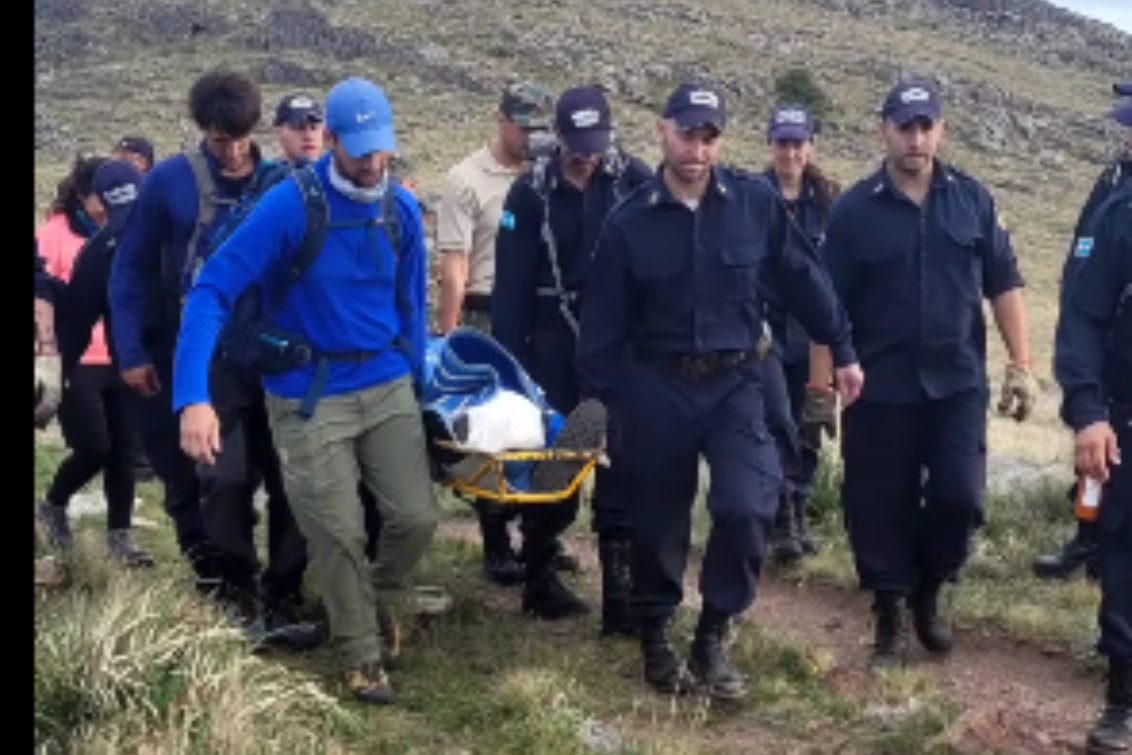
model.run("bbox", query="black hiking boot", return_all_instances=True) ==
[37,501,72,550]
[640,619,691,695]
[688,605,749,700]
[598,539,636,638]
[107,529,156,568]
[258,595,323,653]
[909,580,953,656]
[530,399,608,493]
[770,495,803,565]
[1033,520,1099,580]
[522,566,590,620]
[1087,661,1132,755]
[475,504,525,587]
[871,591,908,669]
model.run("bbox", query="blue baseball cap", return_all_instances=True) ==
[663,82,727,133]
[325,78,396,158]
[555,85,613,156]
[767,103,815,143]
[1113,82,1132,97]
[93,159,143,229]
[881,79,942,125]
[1110,99,1132,128]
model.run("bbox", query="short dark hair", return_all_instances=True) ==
[49,154,108,219]
[188,67,262,137]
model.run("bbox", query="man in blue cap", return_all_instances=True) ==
[808,78,1037,667]
[578,81,861,699]
[1034,81,1132,582]
[492,84,653,631]
[175,76,440,705]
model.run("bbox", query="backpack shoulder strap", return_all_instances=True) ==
[183,150,219,282]
[381,184,402,258]
[282,165,330,288]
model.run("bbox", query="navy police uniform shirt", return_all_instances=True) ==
[759,169,829,365]
[1059,156,1131,308]
[1055,186,1132,430]
[577,165,856,404]
[492,151,652,365]
[820,161,1024,404]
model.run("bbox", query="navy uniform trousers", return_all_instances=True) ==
[839,388,988,594]
[620,357,781,622]
[1099,403,1132,663]
[523,306,633,554]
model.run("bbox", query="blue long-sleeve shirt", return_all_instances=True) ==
[173,154,427,410]
[109,143,260,371]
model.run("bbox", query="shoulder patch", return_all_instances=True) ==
[500,210,516,230]
[1073,237,1094,258]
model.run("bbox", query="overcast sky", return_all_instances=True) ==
[1047,0,1132,32]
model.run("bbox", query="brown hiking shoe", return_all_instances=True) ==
[345,660,395,705]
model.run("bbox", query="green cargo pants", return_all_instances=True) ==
[266,375,440,668]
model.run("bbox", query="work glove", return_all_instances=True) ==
[34,354,62,429]
[996,363,1039,422]
[800,384,838,448]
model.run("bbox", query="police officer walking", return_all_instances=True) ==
[808,79,1038,667]
[757,102,842,564]
[577,82,862,699]
[1034,81,1132,581]
[1054,111,1132,755]
[492,84,652,630]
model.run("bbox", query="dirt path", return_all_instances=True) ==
[436,516,1099,755]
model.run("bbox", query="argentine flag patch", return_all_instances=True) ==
[1073,237,1094,258]
[500,210,516,230]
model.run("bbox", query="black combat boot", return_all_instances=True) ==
[770,496,803,565]
[687,605,749,700]
[640,618,690,695]
[1033,519,1100,580]
[598,539,636,638]
[1087,660,1132,755]
[522,563,590,620]
[475,503,525,587]
[909,580,953,655]
[871,591,908,668]
[793,496,818,557]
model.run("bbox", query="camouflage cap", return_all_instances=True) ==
[499,81,553,130]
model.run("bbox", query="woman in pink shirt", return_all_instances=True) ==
[35,155,153,568]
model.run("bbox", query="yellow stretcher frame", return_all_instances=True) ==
[432,440,602,504]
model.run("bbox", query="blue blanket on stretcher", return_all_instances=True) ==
[422,327,566,491]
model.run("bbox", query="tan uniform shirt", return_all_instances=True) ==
[435,145,521,295]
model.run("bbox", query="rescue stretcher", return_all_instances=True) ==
[423,327,606,505]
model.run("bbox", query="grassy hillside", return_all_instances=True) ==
[35,0,1132,473]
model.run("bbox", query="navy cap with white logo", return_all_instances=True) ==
[93,159,143,230]
[767,103,815,143]
[554,85,613,156]
[880,79,942,125]
[274,93,324,127]
[663,82,727,132]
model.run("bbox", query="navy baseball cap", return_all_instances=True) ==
[1113,82,1132,97]
[325,78,396,158]
[274,93,323,127]
[881,79,942,125]
[93,159,143,229]
[113,136,155,168]
[767,103,815,143]
[663,82,727,133]
[555,86,613,156]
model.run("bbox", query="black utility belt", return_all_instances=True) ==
[464,292,492,312]
[644,349,762,381]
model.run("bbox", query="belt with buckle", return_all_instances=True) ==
[668,350,758,380]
